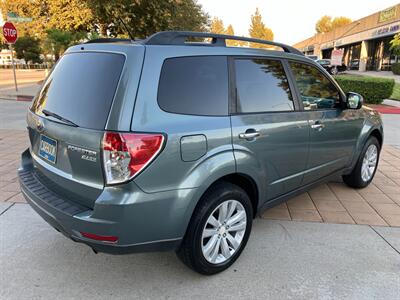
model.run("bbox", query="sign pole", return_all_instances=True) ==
[3,21,19,91]
[9,43,18,92]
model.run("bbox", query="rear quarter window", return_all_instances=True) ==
[31,52,125,130]
[157,56,229,116]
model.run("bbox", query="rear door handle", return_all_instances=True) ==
[239,130,260,140]
[311,121,325,131]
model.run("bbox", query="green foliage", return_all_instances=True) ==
[0,0,94,39]
[390,34,400,56]
[43,29,83,60]
[334,75,395,104]
[391,62,400,75]
[248,8,273,48]
[390,83,400,101]
[86,0,209,38]
[14,36,42,63]
[316,15,352,33]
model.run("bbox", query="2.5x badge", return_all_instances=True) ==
[67,145,97,162]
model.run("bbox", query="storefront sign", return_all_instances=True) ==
[321,41,334,50]
[321,22,400,49]
[331,49,344,66]
[372,24,400,37]
[379,6,397,23]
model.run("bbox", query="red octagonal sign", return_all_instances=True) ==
[3,22,18,44]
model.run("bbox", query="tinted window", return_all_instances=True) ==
[158,56,228,116]
[31,52,125,130]
[290,62,341,110]
[234,59,293,113]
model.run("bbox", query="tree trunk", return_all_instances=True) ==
[99,23,108,36]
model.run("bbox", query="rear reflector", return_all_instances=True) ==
[102,132,165,184]
[80,232,118,243]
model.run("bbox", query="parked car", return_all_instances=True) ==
[317,59,347,75]
[306,55,319,61]
[19,31,383,275]
[349,59,360,70]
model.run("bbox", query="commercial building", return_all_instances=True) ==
[294,4,400,71]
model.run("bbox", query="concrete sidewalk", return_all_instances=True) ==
[0,69,45,101]
[1,203,399,299]
[0,83,41,101]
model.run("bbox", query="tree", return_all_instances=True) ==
[0,0,94,39]
[316,15,332,33]
[248,8,273,48]
[390,33,400,56]
[86,0,209,39]
[210,17,225,34]
[225,24,246,47]
[43,29,75,61]
[225,24,234,36]
[331,16,352,29]
[316,15,352,33]
[14,36,42,63]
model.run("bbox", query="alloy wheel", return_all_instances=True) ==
[201,199,247,264]
[361,144,378,182]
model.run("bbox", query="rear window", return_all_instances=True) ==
[31,52,125,130]
[157,56,229,116]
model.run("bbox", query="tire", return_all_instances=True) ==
[176,182,253,275]
[330,67,338,75]
[342,136,380,188]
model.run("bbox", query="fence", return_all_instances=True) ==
[0,63,52,70]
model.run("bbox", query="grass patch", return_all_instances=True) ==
[390,83,400,101]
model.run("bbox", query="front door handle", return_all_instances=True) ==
[311,121,325,131]
[239,130,260,140]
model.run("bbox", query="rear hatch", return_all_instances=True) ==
[27,51,126,209]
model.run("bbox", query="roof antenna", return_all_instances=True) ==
[117,16,134,40]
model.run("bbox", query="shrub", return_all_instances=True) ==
[391,62,400,75]
[334,75,395,104]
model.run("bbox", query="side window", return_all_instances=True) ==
[158,56,228,116]
[235,58,293,113]
[289,62,342,110]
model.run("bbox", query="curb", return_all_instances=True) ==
[0,95,34,102]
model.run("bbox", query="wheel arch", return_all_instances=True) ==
[212,173,259,217]
[189,173,260,222]
[369,128,383,148]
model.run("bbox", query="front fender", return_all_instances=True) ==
[348,108,383,170]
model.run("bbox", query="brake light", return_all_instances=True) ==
[102,132,164,184]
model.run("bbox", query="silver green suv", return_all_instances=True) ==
[19,31,383,275]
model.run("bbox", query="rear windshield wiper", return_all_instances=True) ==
[42,109,79,127]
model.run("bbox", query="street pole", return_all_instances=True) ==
[9,43,18,92]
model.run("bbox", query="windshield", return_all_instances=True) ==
[31,52,125,130]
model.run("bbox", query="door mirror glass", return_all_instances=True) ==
[346,92,363,109]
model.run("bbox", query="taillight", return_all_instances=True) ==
[102,132,164,184]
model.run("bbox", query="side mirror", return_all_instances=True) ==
[346,92,363,109]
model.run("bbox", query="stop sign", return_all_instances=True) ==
[2,22,18,44]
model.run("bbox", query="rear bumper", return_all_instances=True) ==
[18,149,196,254]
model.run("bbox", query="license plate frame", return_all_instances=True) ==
[39,135,58,164]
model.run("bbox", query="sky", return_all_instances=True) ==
[198,0,400,45]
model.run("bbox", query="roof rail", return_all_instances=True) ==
[84,38,133,44]
[144,31,303,55]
